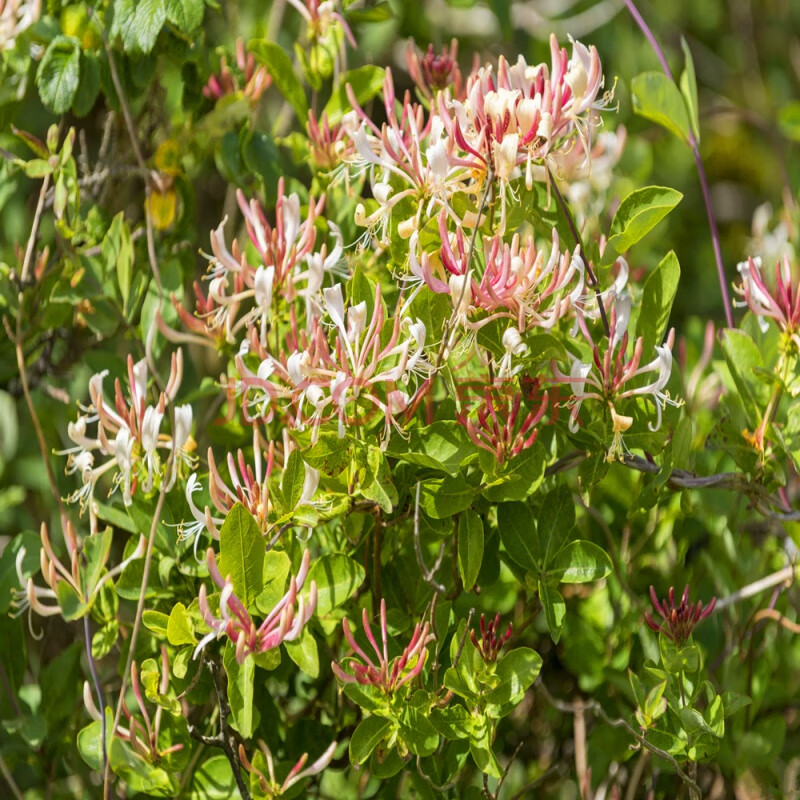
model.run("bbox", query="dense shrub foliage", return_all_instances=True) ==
[3,1,800,798]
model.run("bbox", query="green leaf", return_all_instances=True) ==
[604,187,683,263]
[223,641,258,738]
[73,52,100,117]
[537,485,575,567]
[167,602,197,647]
[399,707,439,756]
[458,510,484,591]
[102,212,134,313]
[680,37,700,141]
[631,71,691,143]
[349,715,393,766]
[142,610,170,638]
[324,66,385,125]
[249,39,308,121]
[281,449,306,510]
[635,250,681,356]
[538,581,565,643]
[111,0,167,53]
[481,442,546,502]
[303,432,353,476]
[548,541,611,584]
[285,628,319,678]
[37,36,81,114]
[165,0,204,32]
[779,101,800,142]
[308,553,365,616]
[486,647,542,711]
[430,705,473,740]
[496,502,540,572]
[420,474,475,519]
[189,754,237,799]
[385,420,475,476]
[92,621,119,659]
[720,329,767,424]
[218,503,265,610]
[256,549,291,615]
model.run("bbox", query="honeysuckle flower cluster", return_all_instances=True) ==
[470,613,513,663]
[11,522,146,628]
[236,282,432,442]
[203,38,271,104]
[331,599,434,694]
[195,548,317,663]
[645,585,716,647]
[238,739,337,798]
[59,352,193,529]
[552,304,678,459]
[735,255,800,349]
[181,430,320,552]
[461,384,549,464]
[405,38,466,102]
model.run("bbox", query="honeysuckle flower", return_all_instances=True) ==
[195,548,317,663]
[436,35,608,229]
[83,648,184,764]
[460,384,549,464]
[748,202,795,271]
[237,283,432,443]
[645,585,716,647]
[306,110,356,171]
[331,599,434,694]
[551,308,679,446]
[470,613,513,663]
[60,353,192,529]
[11,522,146,631]
[405,38,466,102]
[239,739,337,798]
[203,38,271,104]
[735,255,800,349]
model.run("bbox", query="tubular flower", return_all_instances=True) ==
[331,598,434,694]
[202,38,271,104]
[237,282,432,443]
[239,739,337,798]
[735,255,800,349]
[645,585,716,647]
[181,431,320,551]
[428,213,584,330]
[551,306,678,451]
[405,38,466,102]
[83,648,184,764]
[306,109,356,171]
[287,0,356,81]
[59,353,193,529]
[12,522,146,630]
[460,384,549,464]
[345,70,469,243]
[437,34,608,228]
[470,613,513,663]
[182,180,339,349]
[195,548,317,664]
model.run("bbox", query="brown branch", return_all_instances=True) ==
[537,680,701,799]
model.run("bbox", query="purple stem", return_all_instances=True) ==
[84,616,108,778]
[624,0,735,329]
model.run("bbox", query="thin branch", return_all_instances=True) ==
[751,608,800,634]
[623,0,734,328]
[715,563,798,610]
[20,172,50,285]
[83,616,107,781]
[537,679,701,799]
[547,165,610,338]
[103,482,168,799]
[0,754,24,800]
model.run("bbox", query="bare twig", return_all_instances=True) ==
[715,563,798,610]
[537,679,701,799]
[623,0,734,328]
[547,165,610,338]
[751,608,800,634]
